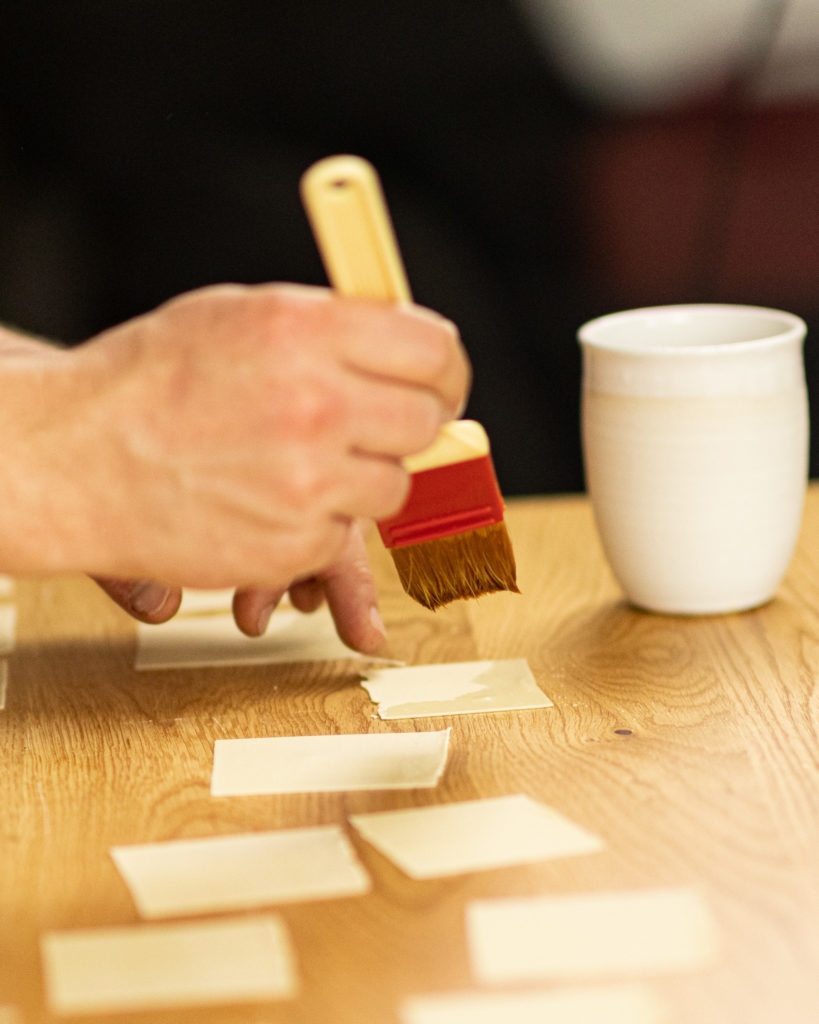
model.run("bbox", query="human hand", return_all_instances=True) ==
[2,283,468,645]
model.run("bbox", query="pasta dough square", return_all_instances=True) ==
[211,729,451,796]
[466,887,722,983]
[349,795,603,879]
[360,659,552,719]
[111,826,371,918]
[41,914,298,1015]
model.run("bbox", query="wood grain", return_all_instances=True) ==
[2,489,819,1022]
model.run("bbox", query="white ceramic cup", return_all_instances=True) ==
[579,304,809,614]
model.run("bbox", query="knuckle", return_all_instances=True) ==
[282,460,329,510]
[405,320,470,413]
[264,285,333,353]
[163,283,250,328]
[264,288,305,341]
[416,390,446,441]
[278,379,348,442]
[389,390,443,450]
[415,328,455,381]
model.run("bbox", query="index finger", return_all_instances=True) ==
[308,291,471,420]
[348,301,472,417]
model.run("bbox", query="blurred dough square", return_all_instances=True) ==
[111,826,371,918]
[0,604,16,654]
[41,914,298,1015]
[135,606,366,669]
[349,794,603,879]
[399,983,666,1024]
[211,729,450,796]
[467,887,722,983]
[177,588,236,615]
[360,659,551,719]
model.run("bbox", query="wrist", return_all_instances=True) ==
[0,337,108,574]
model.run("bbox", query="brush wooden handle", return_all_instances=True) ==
[300,155,412,302]
[300,154,480,471]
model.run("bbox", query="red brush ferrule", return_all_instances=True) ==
[377,454,504,549]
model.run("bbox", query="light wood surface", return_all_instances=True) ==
[3,486,819,1023]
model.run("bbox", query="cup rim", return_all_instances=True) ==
[578,303,806,355]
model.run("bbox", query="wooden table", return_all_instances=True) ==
[2,486,819,1024]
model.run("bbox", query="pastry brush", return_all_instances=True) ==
[299,154,518,610]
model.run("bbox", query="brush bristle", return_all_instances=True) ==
[389,521,519,610]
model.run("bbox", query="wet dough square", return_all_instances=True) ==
[360,659,551,719]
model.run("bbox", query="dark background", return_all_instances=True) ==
[2,1,818,495]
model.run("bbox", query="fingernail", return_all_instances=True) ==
[256,603,276,636]
[128,581,171,617]
[369,604,387,640]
